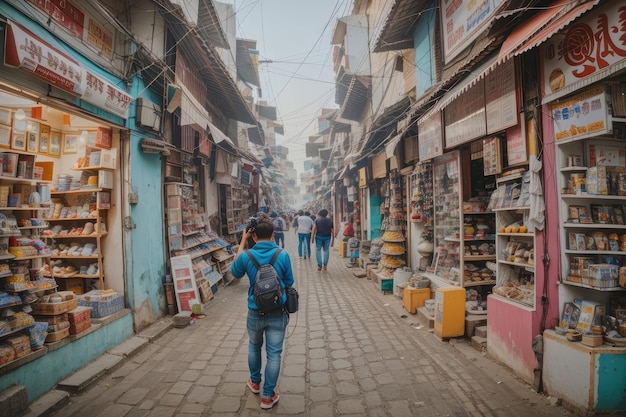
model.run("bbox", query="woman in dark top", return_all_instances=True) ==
[311,209,334,271]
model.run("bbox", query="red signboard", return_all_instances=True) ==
[26,0,85,39]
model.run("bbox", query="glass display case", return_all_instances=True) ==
[430,151,461,282]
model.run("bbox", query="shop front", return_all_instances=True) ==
[0,9,142,403]
[416,55,546,382]
[536,2,626,413]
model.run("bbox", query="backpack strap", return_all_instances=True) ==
[244,249,260,269]
[269,248,282,265]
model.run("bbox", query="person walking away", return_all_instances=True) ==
[311,209,334,271]
[270,212,286,248]
[296,211,314,259]
[292,210,302,235]
[231,214,294,409]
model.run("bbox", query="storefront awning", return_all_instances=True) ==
[497,0,600,64]
[208,122,236,148]
[373,0,431,52]
[431,54,499,113]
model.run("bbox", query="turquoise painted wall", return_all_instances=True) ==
[125,77,168,330]
[0,313,133,402]
[597,353,626,411]
[370,196,382,239]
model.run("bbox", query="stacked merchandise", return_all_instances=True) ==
[31,291,78,343]
[78,289,124,318]
[68,306,92,335]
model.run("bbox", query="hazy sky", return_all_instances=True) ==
[234,0,354,170]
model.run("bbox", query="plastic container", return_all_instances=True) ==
[393,268,412,297]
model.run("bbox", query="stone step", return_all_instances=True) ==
[475,325,488,338]
[21,389,69,417]
[471,335,487,351]
[417,306,435,329]
[465,315,487,338]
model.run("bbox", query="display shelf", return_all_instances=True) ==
[492,171,536,308]
[556,135,626,300]
[45,176,110,291]
[464,280,496,287]
[50,188,108,195]
[0,323,36,340]
[465,255,496,261]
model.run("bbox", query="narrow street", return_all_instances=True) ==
[52,232,574,417]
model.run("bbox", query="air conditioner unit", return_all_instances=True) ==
[137,98,162,132]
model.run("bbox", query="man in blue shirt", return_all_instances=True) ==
[231,213,294,409]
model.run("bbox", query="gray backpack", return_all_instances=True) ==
[246,249,283,312]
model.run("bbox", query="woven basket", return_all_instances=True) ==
[31,298,78,316]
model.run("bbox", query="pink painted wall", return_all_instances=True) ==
[487,96,564,383]
[487,297,539,383]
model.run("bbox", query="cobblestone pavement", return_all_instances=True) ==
[53,233,576,417]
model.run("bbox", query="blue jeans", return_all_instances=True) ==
[315,235,332,267]
[247,310,289,398]
[298,233,311,257]
[274,232,285,248]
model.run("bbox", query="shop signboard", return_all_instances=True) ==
[441,0,505,63]
[542,2,626,101]
[4,20,131,119]
[4,20,85,96]
[417,109,443,161]
[550,85,610,141]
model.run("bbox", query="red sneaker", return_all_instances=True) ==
[260,393,280,409]
[247,380,260,394]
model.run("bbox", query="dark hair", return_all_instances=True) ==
[253,214,274,239]
[318,209,328,217]
[304,211,310,216]
[298,210,304,216]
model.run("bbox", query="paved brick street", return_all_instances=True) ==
[52,233,575,417]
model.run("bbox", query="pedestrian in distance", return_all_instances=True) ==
[231,213,294,410]
[296,210,314,259]
[270,212,286,248]
[292,210,302,235]
[311,208,334,271]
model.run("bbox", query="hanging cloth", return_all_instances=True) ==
[528,156,545,231]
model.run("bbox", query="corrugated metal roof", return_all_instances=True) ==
[338,75,371,121]
[197,0,229,49]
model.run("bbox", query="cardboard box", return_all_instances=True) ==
[58,278,84,295]
[588,264,618,280]
[34,161,54,181]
